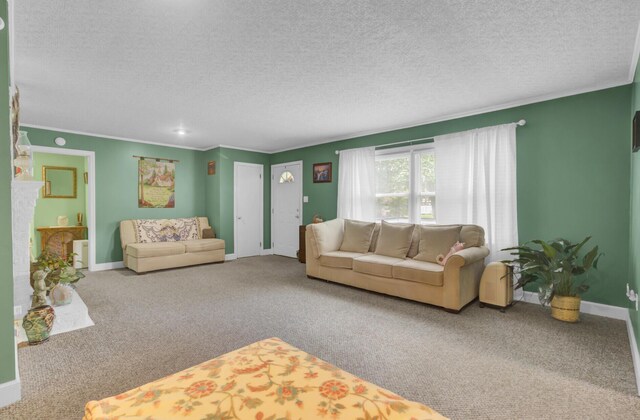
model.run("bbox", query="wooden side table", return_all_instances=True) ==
[37,226,87,259]
[297,225,306,263]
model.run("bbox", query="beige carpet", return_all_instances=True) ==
[1,255,639,419]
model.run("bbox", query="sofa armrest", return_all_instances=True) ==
[307,218,344,259]
[445,246,490,269]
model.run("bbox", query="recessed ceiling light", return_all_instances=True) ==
[173,128,188,136]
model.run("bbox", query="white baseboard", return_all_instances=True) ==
[92,261,125,271]
[225,253,237,261]
[0,378,21,409]
[518,290,627,320]
[625,312,640,396]
[260,248,273,256]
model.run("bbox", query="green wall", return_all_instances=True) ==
[0,0,15,387]
[203,147,271,254]
[273,86,632,307]
[31,152,87,257]
[629,62,640,356]
[25,128,206,264]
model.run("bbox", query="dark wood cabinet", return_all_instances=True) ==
[297,225,306,263]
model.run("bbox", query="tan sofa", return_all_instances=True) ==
[306,219,490,312]
[120,217,225,273]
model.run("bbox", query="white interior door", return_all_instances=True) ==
[271,162,302,258]
[234,163,263,258]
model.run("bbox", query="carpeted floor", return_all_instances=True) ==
[1,255,639,419]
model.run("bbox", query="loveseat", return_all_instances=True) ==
[120,217,225,273]
[306,218,490,312]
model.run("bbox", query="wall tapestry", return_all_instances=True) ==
[138,159,175,208]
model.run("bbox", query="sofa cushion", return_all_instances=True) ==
[374,221,415,259]
[202,227,216,238]
[183,239,225,253]
[460,225,485,248]
[126,242,186,258]
[393,259,445,286]
[311,218,345,257]
[340,220,376,253]
[319,251,368,269]
[353,254,405,278]
[414,225,462,263]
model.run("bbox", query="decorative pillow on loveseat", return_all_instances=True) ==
[374,221,415,259]
[414,225,462,263]
[340,220,376,253]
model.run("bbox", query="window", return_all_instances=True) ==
[375,146,435,224]
[279,170,294,183]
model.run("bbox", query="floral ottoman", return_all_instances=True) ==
[84,337,447,420]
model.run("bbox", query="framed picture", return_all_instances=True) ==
[312,162,332,183]
[84,171,88,184]
[208,160,216,175]
[634,111,640,153]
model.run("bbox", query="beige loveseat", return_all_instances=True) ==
[120,217,225,273]
[306,219,490,312]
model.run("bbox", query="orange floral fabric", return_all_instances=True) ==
[83,337,447,420]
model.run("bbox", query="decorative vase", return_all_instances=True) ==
[22,305,56,345]
[50,283,73,306]
[550,295,581,323]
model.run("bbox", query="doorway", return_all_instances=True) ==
[271,161,303,258]
[233,162,264,258]
[30,146,96,271]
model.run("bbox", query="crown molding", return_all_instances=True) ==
[269,79,630,154]
[629,21,640,83]
[21,77,632,156]
[20,124,204,151]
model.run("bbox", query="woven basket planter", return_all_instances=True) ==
[550,295,581,322]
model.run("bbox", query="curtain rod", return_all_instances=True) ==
[334,119,526,155]
[133,155,180,163]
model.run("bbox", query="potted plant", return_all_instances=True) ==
[503,237,602,322]
[31,250,85,291]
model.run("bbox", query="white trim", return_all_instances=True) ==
[20,79,635,156]
[268,80,628,154]
[517,290,627,320]
[8,0,15,87]
[21,124,202,151]
[260,248,273,256]
[30,146,97,272]
[225,253,237,261]
[216,144,269,154]
[629,21,640,83]
[0,378,21,409]
[625,311,640,396]
[271,161,304,258]
[0,334,22,408]
[93,261,125,271]
[233,162,265,258]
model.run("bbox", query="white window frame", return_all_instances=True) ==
[375,144,436,224]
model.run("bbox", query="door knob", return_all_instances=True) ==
[237,216,242,220]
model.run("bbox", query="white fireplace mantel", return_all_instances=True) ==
[11,180,43,318]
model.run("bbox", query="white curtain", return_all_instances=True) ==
[337,147,376,221]
[434,124,518,261]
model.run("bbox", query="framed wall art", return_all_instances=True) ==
[312,162,332,183]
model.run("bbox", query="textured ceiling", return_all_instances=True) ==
[13,0,640,152]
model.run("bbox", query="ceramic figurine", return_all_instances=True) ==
[50,283,73,306]
[31,269,48,308]
[22,305,55,345]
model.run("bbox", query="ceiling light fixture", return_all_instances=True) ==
[173,128,188,136]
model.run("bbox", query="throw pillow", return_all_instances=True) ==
[414,225,462,263]
[436,241,465,266]
[202,228,215,238]
[374,221,415,259]
[460,225,484,248]
[340,220,376,253]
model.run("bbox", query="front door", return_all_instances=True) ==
[271,162,302,258]
[234,162,263,258]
